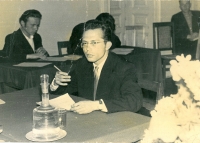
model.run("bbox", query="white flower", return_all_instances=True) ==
[142,54,200,143]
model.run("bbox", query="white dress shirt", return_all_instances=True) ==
[22,31,35,52]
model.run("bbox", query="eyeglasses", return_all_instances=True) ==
[81,41,107,48]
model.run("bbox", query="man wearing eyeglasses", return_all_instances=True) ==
[1,9,49,61]
[50,20,142,114]
[171,0,200,59]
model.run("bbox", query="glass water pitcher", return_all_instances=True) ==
[32,74,60,139]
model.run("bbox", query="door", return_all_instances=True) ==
[110,1,126,45]
[110,0,156,48]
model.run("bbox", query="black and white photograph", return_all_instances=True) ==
[0,0,200,142]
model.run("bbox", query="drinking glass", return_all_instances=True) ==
[58,108,67,130]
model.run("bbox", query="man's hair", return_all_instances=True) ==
[96,13,116,32]
[19,9,42,24]
[84,19,112,41]
[179,0,190,3]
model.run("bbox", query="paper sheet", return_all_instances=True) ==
[13,62,52,67]
[37,93,75,110]
[63,55,82,60]
[38,57,68,62]
[0,99,5,105]
[111,48,134,55]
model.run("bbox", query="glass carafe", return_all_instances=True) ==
[32,74,60,139]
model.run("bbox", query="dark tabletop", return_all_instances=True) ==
[0,87,150,142]
[0,60,71,92]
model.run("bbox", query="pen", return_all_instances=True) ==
[54,65,62,72]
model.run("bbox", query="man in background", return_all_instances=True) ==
[1,9,49,61]
[96,13,121,50]
[171,0,200,59]
[50,20,142,114]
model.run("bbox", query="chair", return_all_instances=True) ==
[57,41,71,56]
[153,22,175,53]
[122,46,164,110]
[153,22,176,87]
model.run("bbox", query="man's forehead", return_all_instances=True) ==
[82,28,104,40]
[27,17,40,23]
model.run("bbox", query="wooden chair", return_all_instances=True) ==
[153,22,176,87]
[57,41,71,56]
[153,22,175,53]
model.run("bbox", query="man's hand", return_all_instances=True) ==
[187,32,199,41]
[36,47,49,59]
[26,47,48,59]
[55,71,71,86]
[36,47,48,55]
[70,101,99,114]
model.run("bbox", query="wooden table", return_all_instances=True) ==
[0,87,150,142]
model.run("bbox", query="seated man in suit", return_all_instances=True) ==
[171,0,200,59]
[1,9,49,61]
[50,20,143,114]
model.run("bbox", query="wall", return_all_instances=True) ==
[160,0,179,22]
[0,0,103,55]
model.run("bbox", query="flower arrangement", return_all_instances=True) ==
[141,54,200,143]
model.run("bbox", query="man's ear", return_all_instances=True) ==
[106,41,112,50]
[20,20,25,27]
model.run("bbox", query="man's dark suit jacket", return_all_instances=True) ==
[51,52,143,113]
[171,11,200,59]
[1,29,48,61]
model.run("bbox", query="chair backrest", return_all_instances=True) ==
[153,22,175,54]
[121,46,164,102]
[57,41,71,56]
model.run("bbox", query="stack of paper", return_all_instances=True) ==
[64,55,82,60]
[39,57,68,62]
[14,62,51,67]
[0,99,5,105]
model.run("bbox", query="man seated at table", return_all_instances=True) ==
[50,19,143,114]
[0,9,49,61]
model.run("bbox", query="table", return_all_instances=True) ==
[0,60,71,94]
[0,87,150,142]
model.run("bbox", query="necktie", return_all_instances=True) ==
[93,66,99,101]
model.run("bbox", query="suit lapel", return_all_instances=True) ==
[18,29,35,53]
[81,61,94,100]
[96,53,116,98]
[180,13,190,33]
